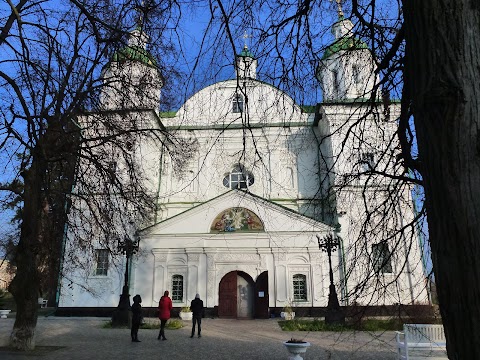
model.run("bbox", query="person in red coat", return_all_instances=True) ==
[158,290,172,340]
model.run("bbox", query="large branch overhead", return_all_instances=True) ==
[0,0,28,45]
[0,181,23,196]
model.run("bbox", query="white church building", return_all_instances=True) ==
[57,16,429,318]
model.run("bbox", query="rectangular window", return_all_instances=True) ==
[95,249,109,276]
[171,275,184,302]
[293,274,307,301]
[233,94,244,113]
[372,242,393,273]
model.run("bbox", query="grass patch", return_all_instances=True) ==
[360,318,403,331]
[102,318,184,330]
[279,318,403,332]
[102,321,127,329]
[164,319,184,329]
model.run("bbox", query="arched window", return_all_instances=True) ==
[293,274,307,301]
[223,164,254,189]
[171,275,184,302]
[232,93,244,113]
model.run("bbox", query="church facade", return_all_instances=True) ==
[57,17,429,317]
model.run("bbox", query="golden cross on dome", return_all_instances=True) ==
[134,0,155,28]
[332,0,344,17]
[243,31,252,48]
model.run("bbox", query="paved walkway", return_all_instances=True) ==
[0,315,398,359]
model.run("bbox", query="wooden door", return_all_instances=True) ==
[218,271,237,318]
[255,271,269,318]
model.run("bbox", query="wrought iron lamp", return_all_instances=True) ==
[317,234,345,325]
[112,222,139,327]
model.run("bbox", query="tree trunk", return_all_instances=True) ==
[8,162,42,350]
[403,1,480,359]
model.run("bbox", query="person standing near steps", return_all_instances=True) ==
[190,293,204,338]
[158,291,172,340]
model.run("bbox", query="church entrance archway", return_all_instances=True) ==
[255,271,269,318]
[218,271,254,318]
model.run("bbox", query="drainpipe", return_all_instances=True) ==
[337,232,348,306]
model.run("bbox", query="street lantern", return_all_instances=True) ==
[118,230,140,293]
[111,222,139,327]
[317,234,345,325]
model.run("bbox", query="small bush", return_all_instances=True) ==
[180,306,191,312]
[282,304,293,314]
[0,290,15,310]
[0,290,6,309]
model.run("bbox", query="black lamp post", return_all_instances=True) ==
[111,224,139,327]
[317,234,345,325]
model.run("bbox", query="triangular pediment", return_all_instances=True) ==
[143,190,333,236]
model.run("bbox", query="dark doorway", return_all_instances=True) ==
[255,271,269,318]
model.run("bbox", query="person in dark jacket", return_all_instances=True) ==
[158,290,172,340]
[131,294,142,342]
[190,293,204,338]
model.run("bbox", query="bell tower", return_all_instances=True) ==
[235,33,257,80]
[316,4,378,102]
[100,27,163,112]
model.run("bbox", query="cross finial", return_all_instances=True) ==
[243,31,252,48]
[134,0,145,28]
[134,0,156,29]
[333,0,344,18]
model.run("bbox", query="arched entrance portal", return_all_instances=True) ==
[218,271,254,318]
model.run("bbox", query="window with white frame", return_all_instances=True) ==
[372,242,393,274]
[293,274,307,301]
[171,275,184,302]
[95,249,109,276]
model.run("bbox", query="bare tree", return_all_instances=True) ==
[0,0,185,350]
[401,2,480,359]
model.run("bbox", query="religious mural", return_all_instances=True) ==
[210,207,264,232]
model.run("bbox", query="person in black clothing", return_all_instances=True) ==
[190,293,204,338]
[131,294,142,342]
